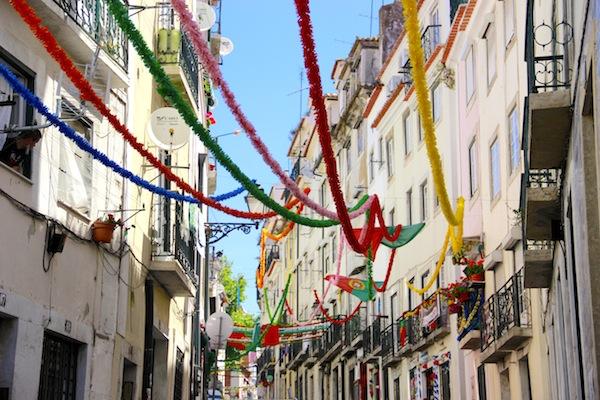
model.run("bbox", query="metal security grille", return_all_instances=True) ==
[38,332,79,400]
[173,348,184,400]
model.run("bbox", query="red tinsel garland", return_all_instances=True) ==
[8,0,292,220]
[313,290,363,325]
[293,0,402,252]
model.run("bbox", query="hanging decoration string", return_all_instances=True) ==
[170,0,376,222]
[400,0,465,243]
[407,226,451,295]
[0,63,233,206]
[313,292,363,325]
[105,0,371,228]
[209,183,250,202]
[7,0,295,220]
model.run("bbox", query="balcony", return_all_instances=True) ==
[524,240,554,288]
[156,4,200,108]
[287,341,307,370]
[362,317,385,360]
[29,0,128,85]
[381,322,403,367]
[480,270,532,363]
[150,201,197,297]
[256,348,274,374]
[525,0,573,169]
[457,289,484,350]
[266,245,280,271]
[525,169,561,240]
[342,313,364,357]
[421,25,442,63]
[305,338,320,367]
[397,293,450,355]
[320,319,344,363]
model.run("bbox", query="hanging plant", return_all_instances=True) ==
[463,258,485,282]
[91,214,122,243]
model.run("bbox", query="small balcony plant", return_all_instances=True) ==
[463,258,485,282]
[92,213,122,243]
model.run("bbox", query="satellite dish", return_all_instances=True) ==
[197,2,216,32]
[219,36,234,56]
[205,311,234,349]
[147,107,189,150]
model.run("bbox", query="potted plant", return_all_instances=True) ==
[446,282,471,303]
[463,258,485,282]
[92,214,122,243]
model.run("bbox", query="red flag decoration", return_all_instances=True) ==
[352,227,387,260]
[261,325,280,346]
[227,331,248,351]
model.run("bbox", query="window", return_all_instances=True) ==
[369,150,375,181]
[332,236,337,263]
[420,180,428,222]
[504,0,515,45]
[408,277,415,310]
[0,51,38,179]
[508,106,520,173]
[490,137,501,198]
[38,332,80,400]
[478,365,487,400]
[406,189,413,225]
[421,271,430,301]
[432,83,441,122]
[319,180,327,206]
[58,102,93,216]
[173,348,184,400]
[386,137,395,177]
[323,244,329,274]
[440,361,451,400]
[357,124,365,155]
[465,45,476,102]
[345,144,352,174]
[389,208,395,226]
[403,113,412,155]
[378,137,384,170]
[417,114,423,142]
[484,23,497,85]
[430,8,441,48]
[390,292,398,322]
[469,138,479,196]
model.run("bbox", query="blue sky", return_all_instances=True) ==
[209,1,390,315]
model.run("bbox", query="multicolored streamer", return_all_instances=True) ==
[170,0,376,222]
[105,0,371,228]
[7,0,291,220]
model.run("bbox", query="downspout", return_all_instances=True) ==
[142,278,154,400]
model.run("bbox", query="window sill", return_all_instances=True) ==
[0,161,34,185]
[57,200,91,224]
[490,193,502,210]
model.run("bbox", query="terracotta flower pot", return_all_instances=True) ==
[458,292,471,303]
[92,220,117,243]
[468,273,485,282]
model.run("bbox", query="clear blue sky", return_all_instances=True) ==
[209,0,391,316]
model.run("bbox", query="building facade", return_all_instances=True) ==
[0,0,215,399]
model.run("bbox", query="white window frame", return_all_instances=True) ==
[508,106,520,173]
[465,44,476,103]
[468,138,479,197]
[484,23,497,86]
[490,137,501,199]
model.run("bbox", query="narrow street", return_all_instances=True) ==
[0,0,597,399]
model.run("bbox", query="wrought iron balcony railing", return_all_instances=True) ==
[525,0,573,92]
[481,270,531,351]
[174,202,196,282]
[265,245,280,268]
[181,31,200,106]
[527,168,561,188]
[53,0,128,69]
[421,25,442,62]
[371,317,383,349]
[344,313,363,346]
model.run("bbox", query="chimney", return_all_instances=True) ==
[379,1,405,63]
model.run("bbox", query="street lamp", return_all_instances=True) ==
[213,129,241,141]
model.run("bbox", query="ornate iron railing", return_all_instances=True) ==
[344,313,363,346]
[256,348,273,373]
[174,202,196,281]
[481,270,531,351]
[371,317,383,349]
[381,322,399,359]
[526,0,573,92]
[180,30,200,105]
[527,168,561,188]
[362,325,372,354]
[265,245,280,268]
[421,25,442,62]
[53,0,128,69]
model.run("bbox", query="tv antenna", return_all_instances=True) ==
[286,69,308,120]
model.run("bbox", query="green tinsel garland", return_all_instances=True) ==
[106,0,368,228]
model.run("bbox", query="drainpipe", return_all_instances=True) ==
[142,279,154,400]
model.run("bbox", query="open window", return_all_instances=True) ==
[0,49,39,179]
